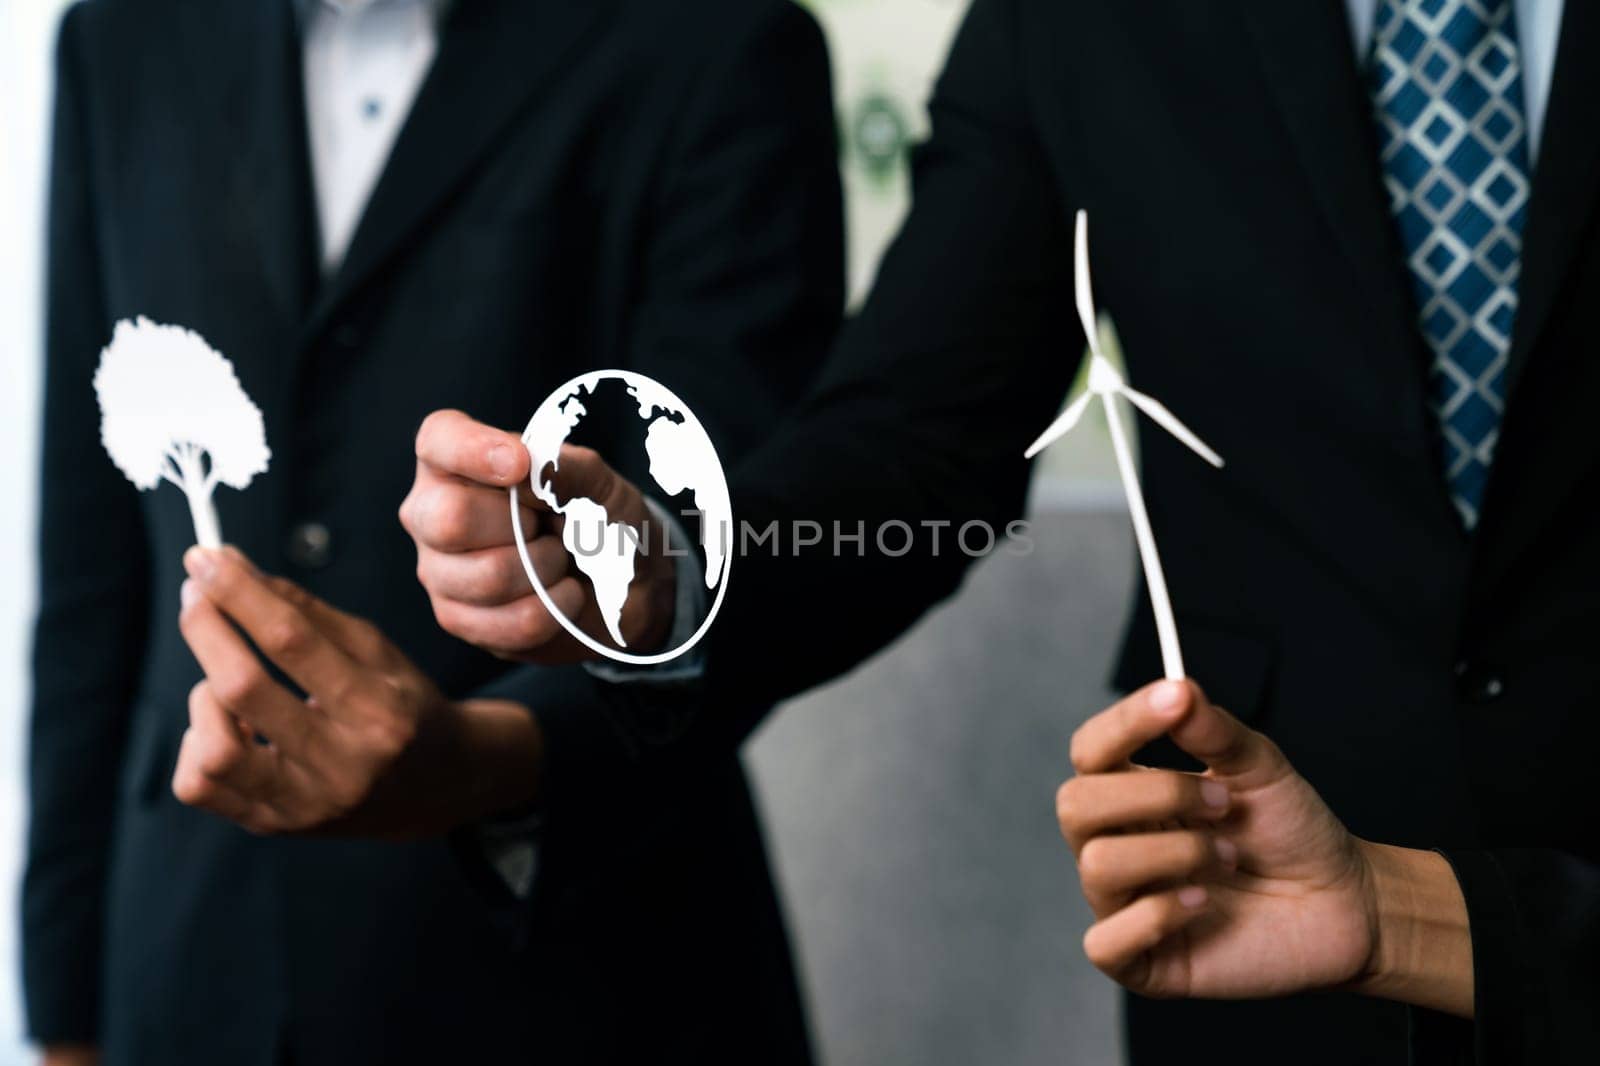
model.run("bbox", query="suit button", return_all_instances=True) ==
[287,521,334,569]
[332,324,361,350]
[1454,659,1504,704]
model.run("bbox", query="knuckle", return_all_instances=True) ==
[1068,731,1092,773]
[417,408,463,451]
[325,774,371,816]
[215,666,269,710]
[351,619,389,661]
[1081,927,1113,970]
[364,706,418,758]
[512,597,554,644]
[171,764,208,805]
[432,598,470,641]
[1055,779,1080,827]
[260,614,314,659]
[468,559,516,604]
[271,578,312,609]
[377,719,418,758]
[196,738,240,781]
[431,597,460,633]
[1077,839,1111,884]
[429,492,475,551]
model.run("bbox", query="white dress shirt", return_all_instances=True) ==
[301,0,443,271]
[1345,0,1563,160]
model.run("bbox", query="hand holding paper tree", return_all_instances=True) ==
[94,317,270,548]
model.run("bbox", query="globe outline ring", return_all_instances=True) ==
[507,378,732,666]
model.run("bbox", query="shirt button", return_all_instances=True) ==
[287,521,334,570]
[1454,659,1504,704]
[362,98,383,120]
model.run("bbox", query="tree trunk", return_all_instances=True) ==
[180,468,222,548]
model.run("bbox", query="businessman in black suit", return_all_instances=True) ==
[182,0,1599,1061]
[25,0,841,1063]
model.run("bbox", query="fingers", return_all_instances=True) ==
[1166,686,1289,785]
[431,579,589,657]
[1056,769,1231,852]
[1083,885,1210,984]
[415,540,567,608]
[261,574,395,668]
[1077,829,1236,913]
[178,577,312,747]
[171,681,286,834]
[183,547,372,715]
[1070,680,1195,774]
[415,409,530,487]
[401,470,545,554]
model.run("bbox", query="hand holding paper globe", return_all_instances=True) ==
[513,370,731,665]
[402,373,731,667]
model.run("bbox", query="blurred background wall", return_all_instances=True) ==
[0,1,1130,1061]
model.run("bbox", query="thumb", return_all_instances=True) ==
[1166,681,1287,785]
[416,409,531,488]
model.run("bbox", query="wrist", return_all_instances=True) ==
[1353,840,1475,1018]
[442,698,544,824]
[41,1045,100,1066]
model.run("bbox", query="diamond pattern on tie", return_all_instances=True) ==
[1370,0,1529,529]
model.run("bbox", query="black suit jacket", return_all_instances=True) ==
[529,2,1600,1062]
[25,1,841,1062]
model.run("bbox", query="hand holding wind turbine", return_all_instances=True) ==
[1025,211,1223,681]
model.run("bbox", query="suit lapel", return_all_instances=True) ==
[174,0,319,327]
[1230,0,1424,374]
[304,0,612,339]
[1502,0,1600,404]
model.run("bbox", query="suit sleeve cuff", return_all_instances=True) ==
[1407,849,1532,1065]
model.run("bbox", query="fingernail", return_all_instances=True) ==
[1201,780,1230,809]
[180,579,200,610]
[184,546,217,583]
[1214,837,1238,868]
[1149,680,1187,715]
[1178,885,1207,908]
[489,444,516,481]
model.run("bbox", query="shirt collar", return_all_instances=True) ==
[293,0,454,30]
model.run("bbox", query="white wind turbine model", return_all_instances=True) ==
[1025,211,1223,681]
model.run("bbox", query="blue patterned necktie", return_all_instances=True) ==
[1369,0,1531,529]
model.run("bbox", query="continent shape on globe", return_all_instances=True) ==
[524,371,731,650]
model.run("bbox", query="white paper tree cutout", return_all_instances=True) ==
[1025,212,1222,681]
[94,317,271,548]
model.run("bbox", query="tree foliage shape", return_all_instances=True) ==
[94,317,271,548]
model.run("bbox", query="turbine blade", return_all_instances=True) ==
[1024,390,1094,458]
[1119,386,1225,468]
[1073,211,1105,361]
